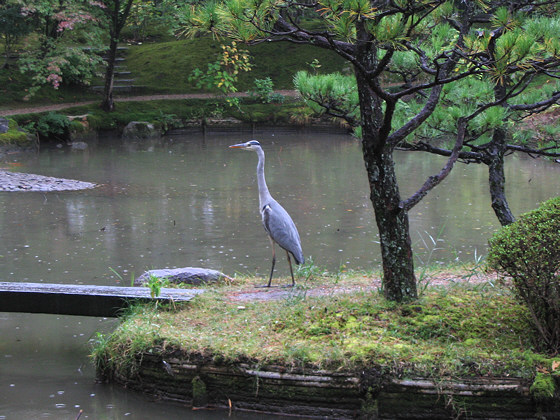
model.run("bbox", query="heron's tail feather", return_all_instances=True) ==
[293,251,304,265]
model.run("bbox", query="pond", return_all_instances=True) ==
[1,128,559,418]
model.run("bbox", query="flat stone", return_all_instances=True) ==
[135,267,231,286]
[0,170,96,192]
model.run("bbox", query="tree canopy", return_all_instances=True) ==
[181,0,560,301]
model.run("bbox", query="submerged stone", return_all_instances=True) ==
[122,121,160,139]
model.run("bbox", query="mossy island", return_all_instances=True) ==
[91,267,560,418]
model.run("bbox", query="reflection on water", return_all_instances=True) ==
[1,129,559,418]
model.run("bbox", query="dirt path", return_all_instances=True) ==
[225,269,496,302]
[0,91,300,117]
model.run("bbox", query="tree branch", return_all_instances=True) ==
[506,144,560,158]
[400,117,468,211]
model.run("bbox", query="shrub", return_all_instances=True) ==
[36,112,71,141]
[487,196,560,354]
[248,77,275,103]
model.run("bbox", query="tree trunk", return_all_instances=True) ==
[100,37,118,112]
[488,127,515,226]
[487,78,515,226]
[354,40,417,301]
[367,149,417,301]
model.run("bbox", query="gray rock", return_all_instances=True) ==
[71,141,88,150]
[0,170,96,192]
[135,267,231,286]
[122,121,160,139]
[0,118,9,134]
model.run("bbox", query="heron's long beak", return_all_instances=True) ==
[229,143,247,149]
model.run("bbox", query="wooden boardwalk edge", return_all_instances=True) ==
[0,282,204,317]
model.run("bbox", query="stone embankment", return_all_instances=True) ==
[102,352,558,419]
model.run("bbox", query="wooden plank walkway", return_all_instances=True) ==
[0,282,204,317]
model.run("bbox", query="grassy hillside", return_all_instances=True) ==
[1,38,348,109]
[125,38,349,93]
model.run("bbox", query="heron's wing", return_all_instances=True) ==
[261,200,304,265]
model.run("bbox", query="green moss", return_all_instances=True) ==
[125,38,347,94]
[530,373,555,400]
[0,119,33,147]
[192,376,208,407]
[69,119,87,133]
[91,274,560,384]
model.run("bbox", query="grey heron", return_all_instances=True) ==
[229,140,304,287]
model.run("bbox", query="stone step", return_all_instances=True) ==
[91,85,146,92]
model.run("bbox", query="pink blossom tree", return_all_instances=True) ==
[16,0,106,96]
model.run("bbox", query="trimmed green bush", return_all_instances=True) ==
[488,196,560,354]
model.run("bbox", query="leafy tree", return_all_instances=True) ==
[14,0,105,96]
[0,2,33,69]
[405,8,560,226]
[98,0,135,112]
[295,5,560,228]
[181,0,560,302]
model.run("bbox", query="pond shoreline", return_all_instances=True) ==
[99,349,557,419]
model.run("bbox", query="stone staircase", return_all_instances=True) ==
[92,46,145,94]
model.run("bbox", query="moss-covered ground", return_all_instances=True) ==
[8,97,314,133]
[92,266,560,391]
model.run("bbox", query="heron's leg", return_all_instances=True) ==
[286,250,295,287]
[266,237,276,287]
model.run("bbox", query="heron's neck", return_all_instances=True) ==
[256,148,272,207]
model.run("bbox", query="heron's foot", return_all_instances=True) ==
[254,282,295,288]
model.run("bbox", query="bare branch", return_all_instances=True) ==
[506,144,560,158]
[400,118,468,211]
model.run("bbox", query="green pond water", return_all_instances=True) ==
[0,129,558,419]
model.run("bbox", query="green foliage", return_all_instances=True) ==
[188,42,252,106]
[122,38,346,94]
[145,273,170,299]
[36,112,71,140]
[0,4,33,64]
[9,98,305,136]
[248,77,274,103]
[294,71,359,125]
[488,197,560,354]
[18,40,105,98]
[153,110,179,133]
[12,0,106,97]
